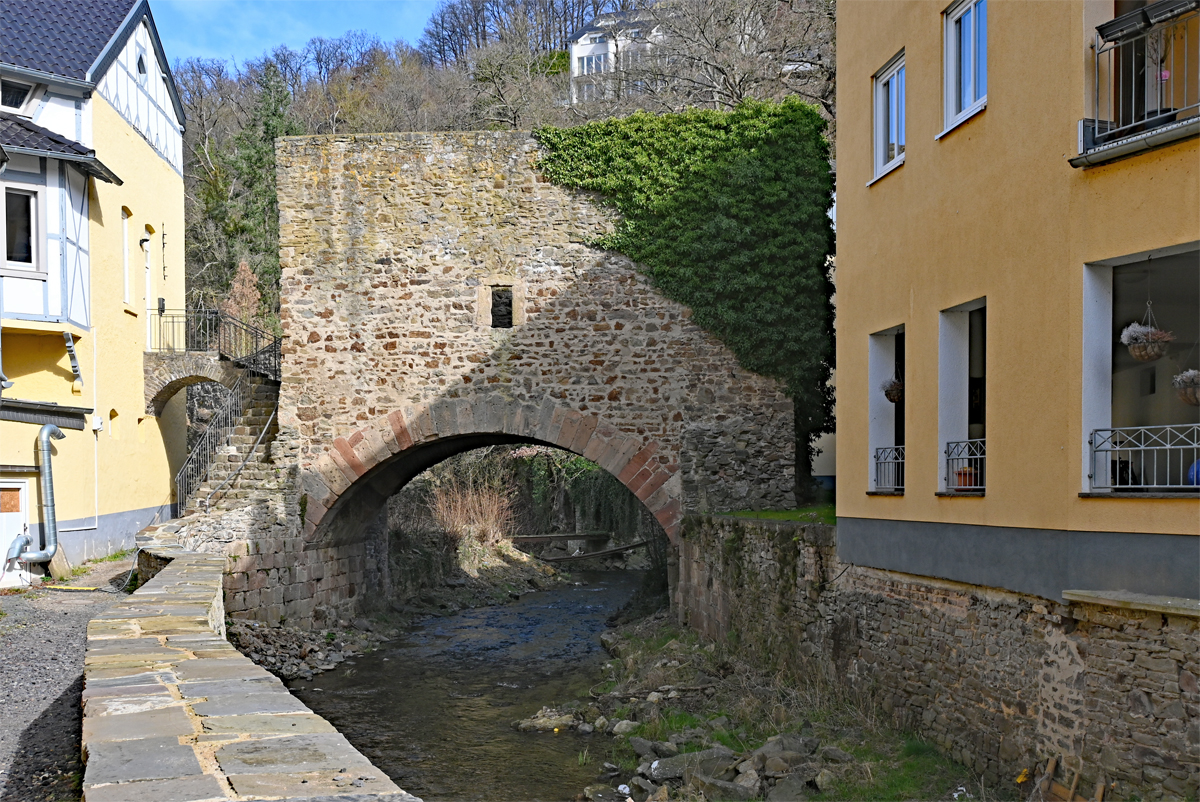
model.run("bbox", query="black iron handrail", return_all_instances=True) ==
[149,308,281,382]
[154,308,282,510]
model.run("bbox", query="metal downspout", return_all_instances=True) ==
[20,424,66,563]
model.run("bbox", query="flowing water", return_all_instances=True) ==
[290,570,642,801]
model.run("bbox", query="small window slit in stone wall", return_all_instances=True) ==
[491,287,513,328]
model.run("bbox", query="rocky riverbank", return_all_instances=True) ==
[227,535,565,682]
[517,610,995,802]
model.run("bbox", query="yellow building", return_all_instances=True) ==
[1,0,186,585]
[836,0,1198,601]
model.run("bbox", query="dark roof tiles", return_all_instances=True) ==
[1,0,137,80]
[0,110,92,156]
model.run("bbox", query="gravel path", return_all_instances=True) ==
[0,559,134,802]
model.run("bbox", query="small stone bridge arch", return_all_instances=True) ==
[274,130,797,554]
[143,351,243,415]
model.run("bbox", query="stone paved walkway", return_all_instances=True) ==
[81,531,421,801]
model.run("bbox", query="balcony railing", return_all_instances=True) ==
[1090,424,1200,491]
[1081,7,1199,154]
[945,439,986,492]
[148,308,281,382]
[874,446,905,492]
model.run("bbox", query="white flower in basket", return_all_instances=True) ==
[1172,369,1200,407]
[1120,321,1175,362]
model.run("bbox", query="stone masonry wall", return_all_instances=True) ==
[273,131,796,539]
[675,515,1199,800]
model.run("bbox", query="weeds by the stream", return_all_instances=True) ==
[594,612,1014,801]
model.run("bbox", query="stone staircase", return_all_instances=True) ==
[183,377,283,515]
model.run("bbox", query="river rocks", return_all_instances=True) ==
[226,619,385,681]
[646,746,736,782]
[629,737,656,759]
[819,746,854,763]
[815,768,837,792]
[688,771,758,801]
[611,719,638,736]
[652,741,679,758]
[593,715,609,733]
[645,691,664,704]
[515,706,578,732]
[767,775,811,801]
[583,784,627,802]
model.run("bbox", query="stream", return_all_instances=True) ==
[289,570,642,801]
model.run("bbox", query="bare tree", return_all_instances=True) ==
[610,0,835,116]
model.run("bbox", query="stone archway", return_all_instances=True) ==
[298,396,680,548]
[143,352,243,415]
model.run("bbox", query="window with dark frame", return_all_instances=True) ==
[491,287,513,328]
[0,80,31,110]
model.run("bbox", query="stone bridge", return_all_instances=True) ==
[143,350,243,415]
[274,131,797,551]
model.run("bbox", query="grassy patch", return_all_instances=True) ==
[90,548,133,563]
[809,737,979,802]
[723,504,836,526]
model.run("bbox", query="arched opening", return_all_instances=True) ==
[107,409,119,440]
[284,438,672,802]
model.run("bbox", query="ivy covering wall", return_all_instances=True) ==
[534,99,835,497]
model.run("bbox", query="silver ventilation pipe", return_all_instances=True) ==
[19,424,66,564]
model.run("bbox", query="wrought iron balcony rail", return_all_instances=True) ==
[945,439,986,492]
[874,446,905,492]
[1090,424,1200,491]
[1081,8,1199,153]
[149,309,220,353]
[148,308,281,382]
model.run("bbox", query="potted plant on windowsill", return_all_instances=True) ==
[1173,369,1200,406]
[1120,321,1175,362]
[881,377,903,404]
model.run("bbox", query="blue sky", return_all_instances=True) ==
[152,0,442,65]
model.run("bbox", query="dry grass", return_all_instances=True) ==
[428,476,515,547]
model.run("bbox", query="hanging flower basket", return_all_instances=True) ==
[881,377,904,404]
[1173,369,1200,406]
[1120,322,1175,362]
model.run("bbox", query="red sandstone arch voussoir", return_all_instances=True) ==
[300,399,683,544]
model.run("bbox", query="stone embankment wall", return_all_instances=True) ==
[80,530,417,801]
[273,131,796,548]
[163,479,389,626]
[675,515,1198,800]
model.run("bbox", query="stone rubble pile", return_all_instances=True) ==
[226,618,389,681]
[516,691,857,802]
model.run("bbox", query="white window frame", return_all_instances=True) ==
[578,53,607,76]
[1,185,42,276]
[871,51,906,183]
[940,0,988,137]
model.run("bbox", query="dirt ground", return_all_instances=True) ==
[0,558,134,802]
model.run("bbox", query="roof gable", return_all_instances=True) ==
[1,0,184,127]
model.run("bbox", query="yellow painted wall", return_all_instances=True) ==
[0,96,185,549]
[836,0,1199,535]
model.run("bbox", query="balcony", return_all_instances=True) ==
[873,446,905,493]
[945,439,985,493]
[1090,424,1200,492]
[1072,3,1199,167]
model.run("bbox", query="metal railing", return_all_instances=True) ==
[148,308,281,382]
[174,374,253,512]
[1090,424,1200,491]
[1083,9,1199,151]
[945,439,986,492]
[874,446,905,492]
[149,308,220,353]
[152,308,282,509]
